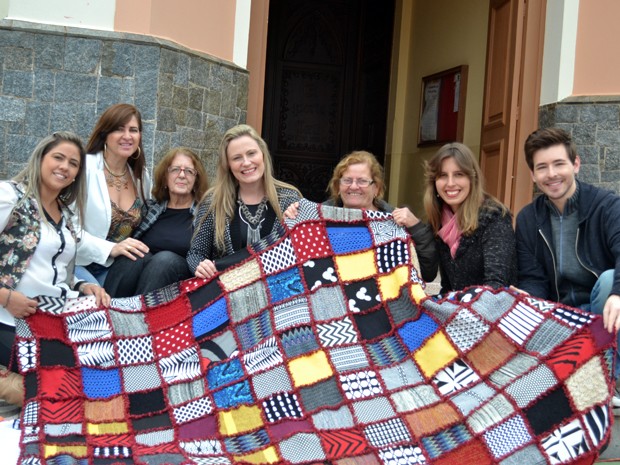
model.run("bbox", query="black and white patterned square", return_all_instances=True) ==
[283,198,320,228]
[17,340,37,371]
[433,359,480,395]
[375,240,410,274]
[352,397,395,423]
[242,336,283,375]
[117,336,154,365]
[445,308,490,352]
[66,310,113,343]
[378,444,427,465]
[450,382,495,416]
[108,309,149,337]
[345,278,380,313]
[262,391,302,422]
[498,301,544,345]
[273,297,311,331]
[251,365,292,399]
[340,370,382,399]
[552,306,595,328]
[369,218,409,246]
[159,347,201,384]
[505,364,558,408]
[260,237,297,274]
[317,317,358,347]
[77,340,116,367]
[122,364,163,393]
[364,418,412,447]
[541,418,589,463]
[329,345,370,372]
[482,415,533,459]
[173,396,214,424]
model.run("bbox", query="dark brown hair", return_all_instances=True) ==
[524,127,578,171]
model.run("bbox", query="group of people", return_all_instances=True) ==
[0,102,619,416]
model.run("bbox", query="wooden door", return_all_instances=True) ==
[480,0,546,214]
[262,0,395,202]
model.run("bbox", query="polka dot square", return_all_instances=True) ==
[291,223,332,259]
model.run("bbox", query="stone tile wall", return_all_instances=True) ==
[0,20,248,181]
[539,96,620,194]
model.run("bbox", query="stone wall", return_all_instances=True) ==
[539,96,620,194]
[0,20,248,181]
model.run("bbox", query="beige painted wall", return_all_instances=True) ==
[573,0,620,95]
[115,0,236,62]
[387,0,489,216]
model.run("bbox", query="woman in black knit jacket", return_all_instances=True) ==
[423,142,517,293]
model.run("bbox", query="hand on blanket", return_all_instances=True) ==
[110,238,149,261]
[283,202,299,219]
[392,207,420,228]
[195,259,218,279]
[3,290,37,319]
[79,283,111,307]
[603,294,620,334]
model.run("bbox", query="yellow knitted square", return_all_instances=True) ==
[378,265,409,300]
[44,445,88,458]
[219,259,262,292]
[413,332,458,377]
[288,350,333,387]
[86,421,129,435]
[335,250,377,282]
[218,404,264,436]
[234,446,280,464]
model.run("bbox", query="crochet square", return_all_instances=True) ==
[380,359,424,391]
[340,370,382,399]
[146,296,192,332]
[219,258,262,292]
[224,429,270,454]
[321,428,369,459]
[288,350,333,387]
[552,305,596,328]
[540,417,590,462]
[299,377,343,412]
[310,285,348,321]
[251,364,292,399]
[259,237,297,274]
[117,336,154,365]
[266,266,304,304]
[413,331,459,378]
[235,446,280,464]
[468,330,517,376]
[498,301,544,345]
[242,336,283,374]
[431,440,493,465]
[489,352,538,387]
[433,359,480,395]
[405,402,461,436]
[39,398,83,423]
[483,415,533,459]
[445,308,490,352]
[36,295,65,314]
[317,317,358,347]
[81,367,122,399]
[212,379,252,409]
[368,217,409,245]
[187,278,223,312]
[525,319,574,355]
[329,345,370,372]
[17,339,37,371]
[353,307,392,341]
[237,311,273,350]
[375,240,410,274]
[377,265,410,301]
[77,340,116,367]
[109,295,143,312]
[262,391,302,422]
[121,363,162,392]
[505,364,558,408]
[583,404,610,447]
[322,207,364,222]
[143,281,180,307]
[420,424,472,459]
[290,222,333,260]
[66,310,112,343]
[273,296,311,331]
[345,278,380,313]
[327,225,372,254]
[546,332,597,381]
[398,313,439,351]
[334,249,377,282]
[227,280,269,323]
[470,289,516,322]
[206,357,244,390]
[499,444,546,465]
[302,256,338,291]
[128,388,166,416]
[388,287,421,324]
[366,336,410,370]
[168,379,206,407]
[379,445,427,465]
[565,356,609,411]
[192,297,229,338]
[199,330,237,362]
[108,309,149,336]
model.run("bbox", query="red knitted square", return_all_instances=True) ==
[40,398,84,423]
[146,295,191,332]
[546,332,597,381]
[153,321,193,358]
[39,367,82,399]
[27,313,67,340]
[291,223,333,259]
[432,439,493,465]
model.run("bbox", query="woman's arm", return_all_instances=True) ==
[482,212,517,288]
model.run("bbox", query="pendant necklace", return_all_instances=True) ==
[237,196,268,244]
[103,157,129,192]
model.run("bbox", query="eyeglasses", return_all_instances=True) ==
[168,166,197,177]
[339,177,374,187]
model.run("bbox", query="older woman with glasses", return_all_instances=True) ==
[103,147,209,296]
[286,150,438,282]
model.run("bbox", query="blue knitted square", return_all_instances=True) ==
[213,380,253,409]
[398,313,439,351]
[81,367,122,399]
[326,226,372,254]
[267,267,304,304]
[207,357,244,390]
[193,297,229,338]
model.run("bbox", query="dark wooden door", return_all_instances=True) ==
[262,0,395,201]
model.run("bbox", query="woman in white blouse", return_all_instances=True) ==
[0,132,109,407]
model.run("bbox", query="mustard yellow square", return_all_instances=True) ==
[335,250,377,282]
[234,446,280,464]
[378,265,409,300]
[220,259,261,291]
[87,421,129,435]
[410,282,427,304]
[44,445,88,458]
[413,331,458,377]
[219,404,264,436]
[288,350,333,387]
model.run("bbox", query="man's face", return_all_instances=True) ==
[530,143,580,210]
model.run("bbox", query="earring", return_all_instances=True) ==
[131,146,141,160]
[104,143,107,155]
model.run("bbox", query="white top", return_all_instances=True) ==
[0,182,79,327]
[75,152,151,267]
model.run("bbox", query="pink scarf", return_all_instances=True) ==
[438,205,462,258]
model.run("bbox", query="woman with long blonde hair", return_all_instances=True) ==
[423,142,516,292]
[188,125,301,278]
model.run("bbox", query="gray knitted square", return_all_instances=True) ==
[228,280,269,322]
[309,285,347,321]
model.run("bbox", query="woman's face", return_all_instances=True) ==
[338,163,378,210]
[166,153,197,198]
[104,115,141,160]
[40,141,81,198]
[435,156,471,212]
[226,135,265,189]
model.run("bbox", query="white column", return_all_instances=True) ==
[4,0,116,30]
[233,0,252,69]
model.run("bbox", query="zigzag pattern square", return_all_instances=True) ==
[13,200,615,465]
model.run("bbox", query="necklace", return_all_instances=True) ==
[103,157,129,191]
[237,196,268,244]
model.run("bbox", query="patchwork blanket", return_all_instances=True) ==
[15,199,615,465]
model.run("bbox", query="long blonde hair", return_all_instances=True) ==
[199,124,300,251]
[423,142,508,235]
